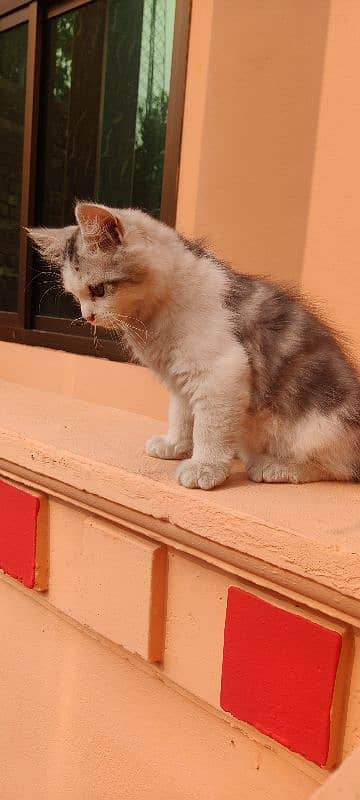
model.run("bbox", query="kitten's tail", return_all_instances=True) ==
[351,431,360,482]
[346,392,360,482]
[352,459,360,482]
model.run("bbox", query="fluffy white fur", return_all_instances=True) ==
[27,202,360,490]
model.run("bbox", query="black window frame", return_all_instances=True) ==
[0,0,191,361]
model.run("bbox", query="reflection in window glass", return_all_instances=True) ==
[0,23,28,312]
[34,0,176,318]
[132,0,176,215]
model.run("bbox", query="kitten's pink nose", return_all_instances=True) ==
[85,313,96,324]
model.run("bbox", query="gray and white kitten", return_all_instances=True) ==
[28,201,360,490]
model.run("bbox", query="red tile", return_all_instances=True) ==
[220,587,343,766]
[0,480,41,588]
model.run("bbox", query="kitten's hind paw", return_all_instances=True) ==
[248,459,332,484]
[176,459,229,490]
[247,459,300,484]
[146,435,191,460]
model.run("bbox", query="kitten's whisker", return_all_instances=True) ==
[26,270,58,290]
[38,285,59,308]
[93,324,100,350]
[105,317,129,352]
[109,319,144,347]
[108,312,149,345]
[70,316,84,327]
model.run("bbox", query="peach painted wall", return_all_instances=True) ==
[0,578,320,800]
[0,341,168,420]
[300,0,360,356]
[177,0,331,284]
[177,0,360,356]
[2,392,360,796]
[1,0,360,402]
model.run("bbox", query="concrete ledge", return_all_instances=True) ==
[0,379,359,616]
[1,379,360,782]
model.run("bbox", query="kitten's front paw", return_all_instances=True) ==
[176,459,229,490]
[146,435,191,460]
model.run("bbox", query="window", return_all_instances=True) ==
[0,21,27,312]
[0,0,190,359]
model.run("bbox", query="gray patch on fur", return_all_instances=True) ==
[178,234,211,260]
[64,228,80,268]
[221,269,360,421]
[177,234,360,420]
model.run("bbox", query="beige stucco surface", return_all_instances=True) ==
[47,502,166,662]
[300,0,360,357]
[310,745,360,798]
[177,0,330,285]
[0,577,322,800]
[0,341,168,419]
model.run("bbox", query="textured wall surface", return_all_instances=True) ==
[1,381,360,798]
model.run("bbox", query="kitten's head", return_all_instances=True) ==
[27,202,171,328]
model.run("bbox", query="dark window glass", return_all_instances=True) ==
[0,23,27,312]
[34,0,176,319]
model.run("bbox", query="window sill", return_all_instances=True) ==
[0,379,359,621]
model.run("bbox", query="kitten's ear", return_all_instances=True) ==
[26,227,67,265]
[75,202,124,249]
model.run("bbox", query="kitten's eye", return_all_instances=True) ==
[89,282,105,298]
